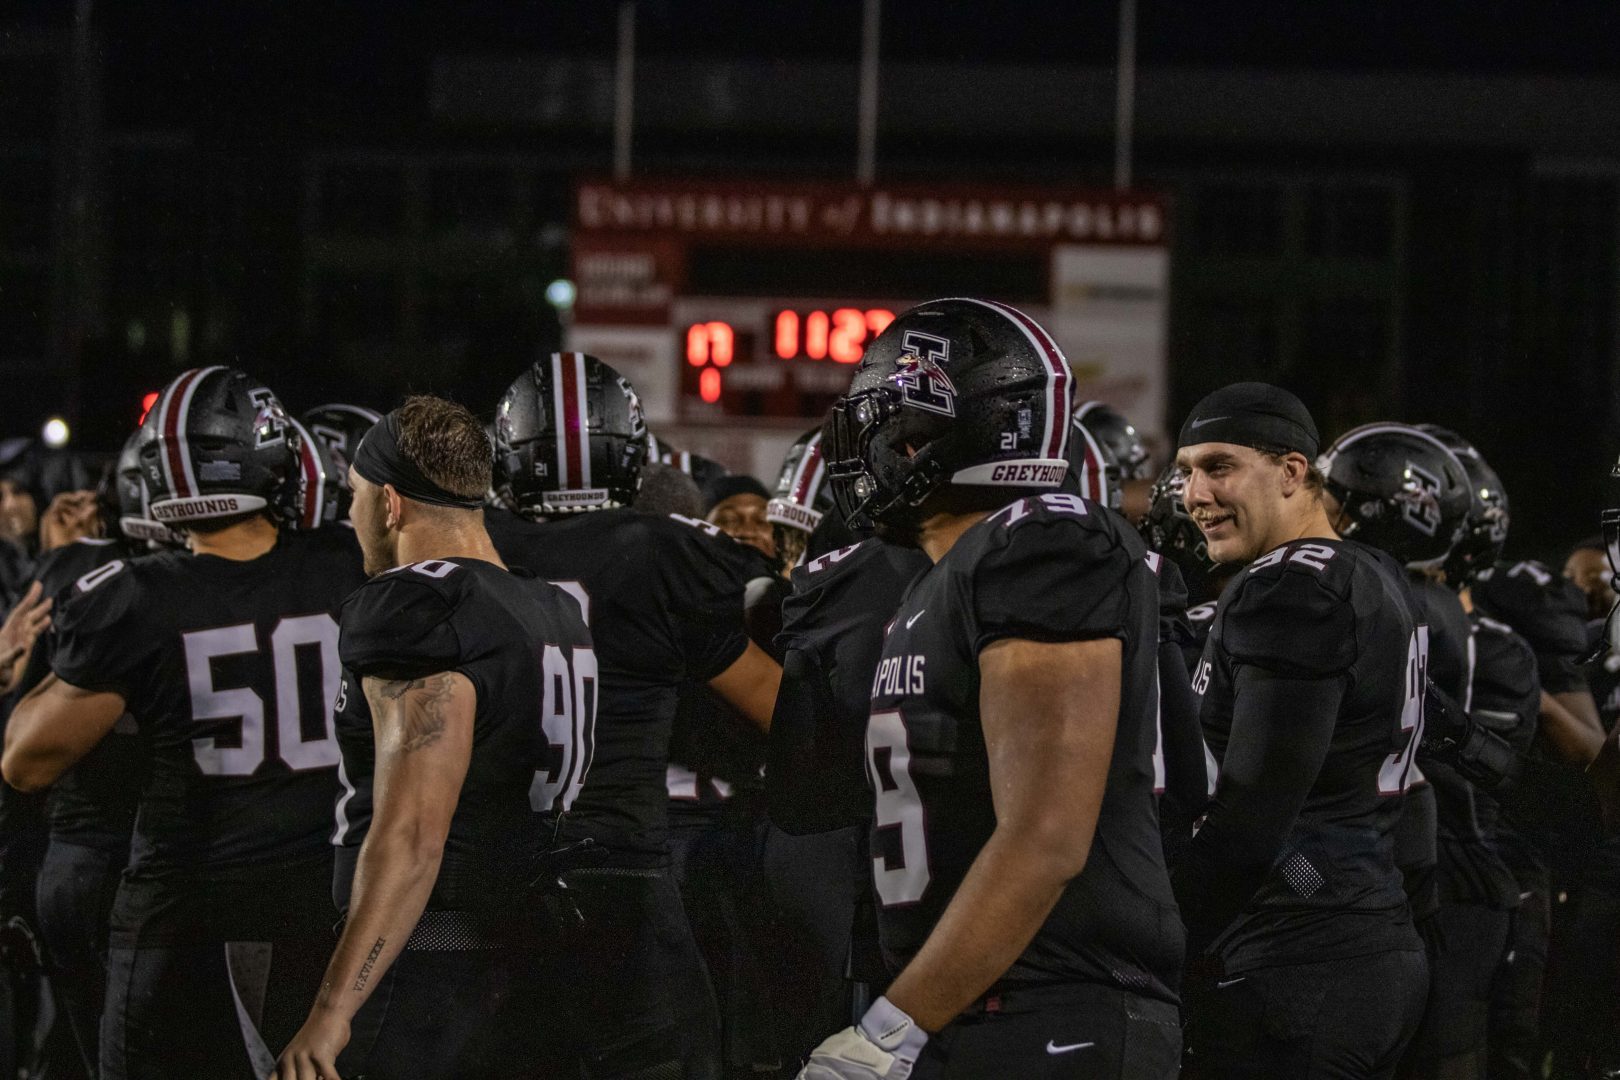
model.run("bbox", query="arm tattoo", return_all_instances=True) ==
[352,936,386,992]
[370,672,458,752]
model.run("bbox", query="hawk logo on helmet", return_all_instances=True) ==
[1397,461,1443,536]
[249,388,289,450]
[890,331,957,418]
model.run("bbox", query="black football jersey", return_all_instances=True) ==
[49,529,365,943]
[1473,559,1591,694]
[767,539,932,834]
[1435,613,1540,908]
[1183,601,1218,677]
[1412,577,1520,907]
[331,557,596,914]
[667,550,785,814]
[1476,561,1606,861]
[867,493,1183,1001]
[1193,538,1425,969]
[19,538,147,851]
[484,507,751,864]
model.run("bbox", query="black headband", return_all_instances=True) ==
[1178,381,1320,460]
[351,411,484,510]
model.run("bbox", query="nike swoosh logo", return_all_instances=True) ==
[1046,1040,1094,1055]
[1216,976,1247,989]
[1188,415,1231,429]
[905,609,925,629]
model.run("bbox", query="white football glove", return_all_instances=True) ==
[799,996,929,1080]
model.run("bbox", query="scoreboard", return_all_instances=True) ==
[567,178,1170,476]
[677,300,901,420]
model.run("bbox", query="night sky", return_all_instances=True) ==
[16,1,1620,137]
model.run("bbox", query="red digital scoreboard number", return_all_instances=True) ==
[774,308,894,363]
[680,306,896,418]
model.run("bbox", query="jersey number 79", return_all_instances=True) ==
[867,710,931,906]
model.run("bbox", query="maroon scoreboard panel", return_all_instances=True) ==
[566,178,1170,471]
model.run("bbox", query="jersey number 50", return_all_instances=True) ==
[183,616,341,776]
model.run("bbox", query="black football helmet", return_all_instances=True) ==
[824,297,1072,531]
[495,352,649,518]
[1139,464,1218,599]
[1318,422,1471,569]
[284,416,341,530]
[113,429,182,547]
[1066,413,1118,509]
[300,403,380,523]
[1075,401,1151,481]
[138,366,301,527]
[1416,425,1510,589]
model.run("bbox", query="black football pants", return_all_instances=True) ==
[760,823,867,1067]
[553,866,722,1079]
[917,982,1181,1080]
[100,937,326,1080]
[1185,949,1428,1080]
[1488,854,1549,1080]
[1406,900,1511,1076]
[36,839,124,1078]
[670,809,781,1074]
[339,944,531,1080]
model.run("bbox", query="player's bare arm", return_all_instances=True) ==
[3,672,125,792]
[708,638,783,731]
[882,635,1121,1032]
[1538,690,1605,766]
[271,669,474,1080]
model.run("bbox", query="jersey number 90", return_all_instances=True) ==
[530,644,598,815]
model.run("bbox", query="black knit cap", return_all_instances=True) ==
[702,473,770,512]
[1177,381,1320,459]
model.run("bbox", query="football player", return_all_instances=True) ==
[763,420,932,1066]
[1417,424,1551,1079]
[802,298,1183,1078]
[486,352,782,1078]
[1318,422,1508,1078]
[671,473,787,1075]
[1470,551,1611,1072]
[1073,401,1154,524]
[273,396,595,1080]
[2,367,365,1080]
[1564,536,1615,622]
[767,533,933,1067]
[17,430,183,1076]
[1173,383,1428,1078]
[705,474,778,563]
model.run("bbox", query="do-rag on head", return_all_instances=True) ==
[1178,382,1320,460]
[351,410,485,510]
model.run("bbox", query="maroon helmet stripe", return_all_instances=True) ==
[159,368,207,499]
[293,420,323,529]
[792,435,825,504]
[556,352,585,489]
[1074,421,1107,503]
[981,299,1070,460]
